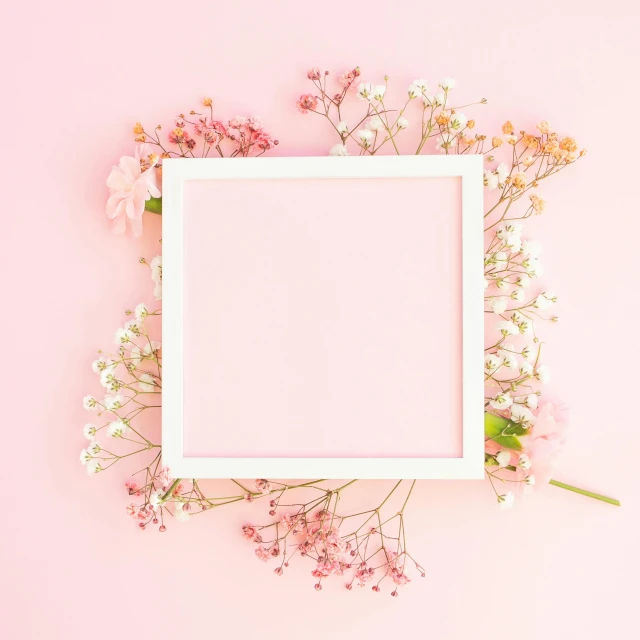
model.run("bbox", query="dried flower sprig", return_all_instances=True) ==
[105,98,279,236]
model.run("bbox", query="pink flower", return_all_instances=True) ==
[255,546,271,562]
[157,466,172,490]
[228,115,247,129]
[517,403,568,492]
[254,479,272,494]
[126,503,137,518]
[389,567,410,586]
[254,133,277,151]
[338,68,360,89]
[125,480,140,495]
[242,524,262,542]
[296,93,318,114]
[307,67,321,80]
[354,565,375,587]
[105,148,160,237]
[280,514,295,531]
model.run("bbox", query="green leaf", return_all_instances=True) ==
[484,412,511,438]
[491,435,523,451]
[484,412,524,451]
[145,196,162,214]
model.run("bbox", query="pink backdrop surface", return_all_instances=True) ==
[183,177,462,458]
[2,1,639,639]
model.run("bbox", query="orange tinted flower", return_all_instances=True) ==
[502,121,514,135]
[132,122,144,135]
[492,136,503,147]
[559,136,577,152]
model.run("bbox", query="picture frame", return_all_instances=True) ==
[162,155,484,479]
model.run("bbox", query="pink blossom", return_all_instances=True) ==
[228,115,247,129]
[355,565,375,587]
[242,524,262,542]
[324,531,347,558]
[254,133,277,151]
[296,93,318,114]
[280,514,295,531]
[246,116,263,132]
[338,68,360,89]
[254,479,272,494]
[125,480,141,495]
[389,567,411,586]
[312,559,342,578]
[126,503,137,518]
[157,466,172,490]
[105,148,160,236]
[307,67,321,80]
[255,546,270,562]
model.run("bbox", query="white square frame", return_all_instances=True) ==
[162,155,484,479]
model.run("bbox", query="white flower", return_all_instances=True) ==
[174,502,190,522]
[365,116,385,132]
[492,251,508,271]
[336,121,349,135]
[329,143,349,156]
[114,327,134,345]
[536,365,551,384]
[356,82,374,100]
[517,317,533,334]
[497,321,519,336]
[484,170,499,190]
[495,450,511,468]
[498,492,515,510]
[525,393,538,409]
[435,132,458,152]
[138,373,156,392]
[533,293,551,310]
[357,130,374,148]
[484,354,501,374]
[80,449,92,465]
[518,453,532,470]
[522,240,542,258]
[104,394,123,411]
[412,78,428,91]
[521,344,535,361]
[107,420,129,438]
[87,441,101,456]
[496,162,509,184]
[525,475,536,486]
[519,361,534,377]
[83,395,98,411]
[490,297,509,314]
[440,78,455,90]
[373,84,386,101]
[124,318,143,336]
[135,303,148,320]
[490,392,513,410]
[449,112,467,131]
[511,287,525,302]
[543,291,557,303]
[407,83,421,99]
[396,117,409,130]
[144,340,161,357]
[92,357,115,374]
[86,459,102,475]
[150,490,166,510]
[498,347,518,370]
[510,404,535,427]
[151,255,162,300]
[516,274,530,288]
[83,424,97,440]
[100,369,120,391]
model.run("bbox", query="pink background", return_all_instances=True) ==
[2,1,639,638]
[183,178,462,458]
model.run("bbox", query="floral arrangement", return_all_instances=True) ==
[83,67,619,596]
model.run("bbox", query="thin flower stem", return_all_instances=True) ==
[549,480,621,506]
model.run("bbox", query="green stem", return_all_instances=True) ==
[145,196,162,215]
[549,479,620,506]
[161,478,181,501]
